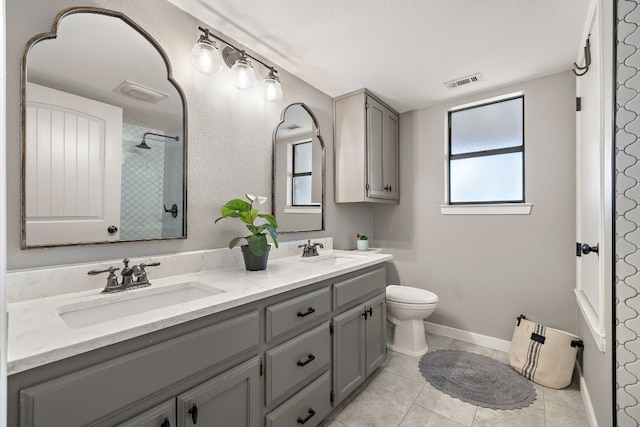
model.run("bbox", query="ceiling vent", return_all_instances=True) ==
[444,73,483,90]
[113,80,171,103]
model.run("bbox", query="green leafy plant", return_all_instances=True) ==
[356,233,368,241]
[215,194,278,256]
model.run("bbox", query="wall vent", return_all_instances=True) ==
[444,73,483,90]
[113,80,171,103]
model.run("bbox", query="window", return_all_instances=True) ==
[292,140,313,206]
[448,95,524,204]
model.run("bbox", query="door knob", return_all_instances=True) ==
[576,242,599,256]
[107,225,118,234]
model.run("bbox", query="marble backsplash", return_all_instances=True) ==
[6,238,333,303]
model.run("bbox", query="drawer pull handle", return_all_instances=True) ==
[297,408,316,424]
[188,403,198,424]
[297,307,316,317]
[161,418,171,427]
[296,353,316,366]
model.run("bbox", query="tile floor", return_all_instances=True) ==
[322,333,589,427]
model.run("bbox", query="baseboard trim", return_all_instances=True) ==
[423,321,511,353]
[576,362,598,427]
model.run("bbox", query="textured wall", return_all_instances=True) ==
[6,0,373,270]
[617,2,640,425]
[374,72,577,340]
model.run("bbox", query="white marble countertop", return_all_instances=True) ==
[8,250,392,375]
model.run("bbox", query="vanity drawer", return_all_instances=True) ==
[266,287,330,341]
[20,311,259,427]
[265,371,332,427]
[265,322,331,405]
[332,267,386,309]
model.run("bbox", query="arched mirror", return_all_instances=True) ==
[273,103,325,232]
[21,7,187,248]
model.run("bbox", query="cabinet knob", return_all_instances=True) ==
[188,403,198,424]
[297,408,316,424]
[161,418,170,427]
[384,185,390,191]
[362,307,373,319]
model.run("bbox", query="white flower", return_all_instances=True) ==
[246,193,267,204]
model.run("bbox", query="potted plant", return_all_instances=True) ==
[215,194,279,271]
[356,233,369,251]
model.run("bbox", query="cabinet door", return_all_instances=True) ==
[117,399,175,427]
[366,96,387,199]
[366,96,399,201]
[332,304,366,404]
[176,357,260,427]
[383,109,399,200]
[365,293,387,376]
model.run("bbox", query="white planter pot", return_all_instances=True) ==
[356,240,369,251]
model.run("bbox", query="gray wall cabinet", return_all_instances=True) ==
[335,89,399,203]
[9,265,387,427]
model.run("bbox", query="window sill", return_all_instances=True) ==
[440,203,533,215]
[284,206,322,214]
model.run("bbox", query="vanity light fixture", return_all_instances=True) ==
[263,68,283,102]
[192,26,284,101]
[190,28,222,75]
[229,50,257,89]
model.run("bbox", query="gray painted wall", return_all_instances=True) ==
[373,71,578,340]
[6,0,373,271]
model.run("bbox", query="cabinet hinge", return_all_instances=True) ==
[365,183,370,191]
[260,359,264,377]
[330,391,335,405]
[330,322,334,335]
[576,97,582,112]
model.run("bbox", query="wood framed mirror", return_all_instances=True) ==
[272,103,325,233]
[21,7,188,248]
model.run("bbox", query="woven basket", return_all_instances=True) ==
[508,314,583,389]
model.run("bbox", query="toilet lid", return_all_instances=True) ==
[386,285,439,304]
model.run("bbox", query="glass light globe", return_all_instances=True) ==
[263,73,283,102]
[229,58,257,89]
[191,40,222,75]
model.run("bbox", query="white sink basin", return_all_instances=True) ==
[298,252,367,266]
[58,282,224,329]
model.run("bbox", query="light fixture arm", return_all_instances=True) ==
[197,26,274,72]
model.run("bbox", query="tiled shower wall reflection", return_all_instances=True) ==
[617,2,640,425]
[120,123,182,240]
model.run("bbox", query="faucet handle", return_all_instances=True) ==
[87,266,120,276]
[298,240,311,248]
[88,266,122,293]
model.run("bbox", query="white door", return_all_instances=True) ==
[575,4,607,351]
[25,83,123,246]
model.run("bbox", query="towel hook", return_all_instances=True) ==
[573,37,591,77]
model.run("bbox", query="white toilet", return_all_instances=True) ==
[386,285,439,356]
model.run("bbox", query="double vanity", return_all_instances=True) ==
[7,243,392,426]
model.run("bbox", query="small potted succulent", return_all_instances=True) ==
[215,194,278,271]
[356,233,369,251]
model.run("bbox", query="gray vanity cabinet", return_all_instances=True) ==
[331,267,387,405]
[10,264,389,427]
[334,89,399,203]
[176,356,260,427]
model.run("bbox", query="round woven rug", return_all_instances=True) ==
[418,350,536,410]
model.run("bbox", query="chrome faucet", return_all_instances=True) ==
[88,259,161,293]
[298,240,324,257]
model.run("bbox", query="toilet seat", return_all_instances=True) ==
[386,285,439,304]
